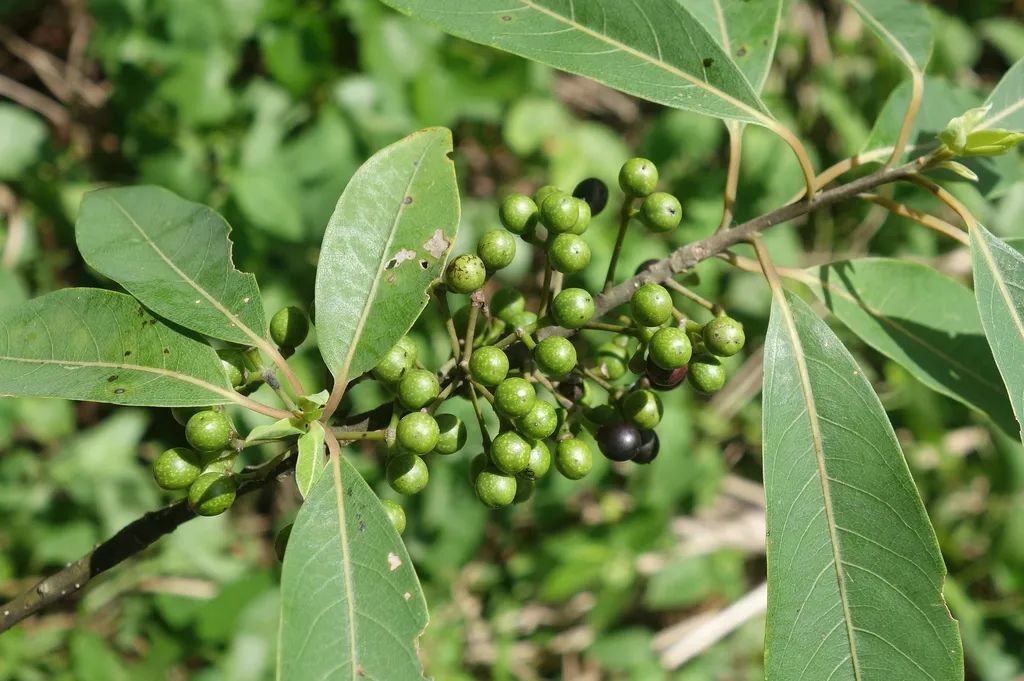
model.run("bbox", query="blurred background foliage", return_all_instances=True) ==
[0,0,1023,679]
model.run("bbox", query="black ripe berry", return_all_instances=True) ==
[572,177,609,216]
[597,421,642,462]
[647,361,688,391]
[633,429,660,464]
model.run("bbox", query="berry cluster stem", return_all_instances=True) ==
[603,197,635,292]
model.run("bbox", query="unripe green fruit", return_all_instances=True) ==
[499,194,539,235]
[619,157,659,197]
[202,456,235,475]
[524,440,552,479]
[382,499,407,535]
[469,452,489,483]
[469,346,510,386]
[596,342,629,380]
[274,524,292,561]
[490,288,527,324]
[540,192,582,234]
[270,306,309,349]
[445,253,487,294]
[639,192,682,232]
[188,472,237,516]
[387,454,429,496]
[517,399,558,440]
[533,336,577,378]
[494,377,536,418]
[397,369,440,410]
[689,354,727,394]
[185,410,232,453]
[584,403,618,429]
[171,405,207,426]
[396,412,440,455]
[218,351,246,388]
[453,304,486,338]
[373,337,417,384]
[475,466,517,508]
[630,283,673,327]
[153,447,203,490]
[702,316,746,357]
[551,288,594,329]
[507,310,538,331]
[533,184,561,208]
[513,477,535,504]
[547,233,592,274]
[567,198,592,235]
[649,327,692,369]
[433,413,467,455]
[490,431,532,474]
[621,389,663,429]
[478,229,517,271]
[555,438,593,480]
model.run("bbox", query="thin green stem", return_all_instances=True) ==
[582,321,633,334]
[331,428,386,442]
[603,198,635,292]
[463,302,480,363]
[578,366,615,393]
[537,260,554,318]
[435,290,462,363]
[664,278,720,314]
[533,372,573,409]
[467,383,492,449]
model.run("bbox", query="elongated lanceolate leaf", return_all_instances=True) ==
[844,0,932,73]
[277,455,427,680]
[295,421,327,499]
[689,0,783,94]
[806,258,1017,435]
[315,127,459,383]
[378,0,773,125]
[763,291,962,681]
[0,288,234,407]
[980,57,1024,131]
[970,224,1024,439]
[76,186,266,346]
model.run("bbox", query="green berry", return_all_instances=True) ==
[188,472,237,516]
[533,336,577,378]
[433,413,467,455]
[387,454,429,495]
[445,253,487,294]
[524,440,552,479]
[453,304,486,338]
[270,306,309,349]
[171,405,207,426]
[490,431,532,474]
[517,400,558,440]
[397,369,440,410]
[584,403,618,428]
[513,476,535,504]
[533,185,561,210]
[551,288,594,329]
[702,316,746,357]
[373,337,417,384]
[507,310,538,331]
[567,198,592,235]
[478,229,517,271]
[469,346,509,386]
[396,412,440,455]
[475,466,517,508]
[274,524,292,561]
[639,192,682,232]
[547,233,592,274]
[540,192,582,234]
[619,157,659,197]
[649,327,692,369]
[490,288,527,324]
[382,499,407,535]
[596,342,629,380]
[494,377,536,418]
[218,351,246,388]
[202,456,235,475]
[689,354,727,394]
[499,194,539,235]
[555,438,593,480]
[630,283,673,327]
[621,389,663,429]
[185,410,232,453]
[152,447,203,490]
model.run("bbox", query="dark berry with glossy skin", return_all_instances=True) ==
[494,377,536,418]
[573,177,609,216]
[478,229,517,271]
[524,440,552,479]
[540,192,582,234]
[597,422,641,462]
[647,362,688,391]
[555,438,593,479]
[633,429,660,464]
[270,306,309,349]
[373,337,417,384]
[186,410,232,453]
[491,288,526,324]
[630,283,673,327]
[557,374,587,403]
[382,499,406,534]
[433,413,467,455]
[534,336,577,378]
[396,412,439,455]
[547,233,591,274]
[475,466,517,508]
[703,316,746,357]
[517,399,558,440]
[446,254,487,294]
[619,157,659,197]
[649,327,692,369]
[188,472,237,516]
[490,431,531,474]
[621,389,663,429]
[639,192,682,232]
[469,346,509,386]
[397,369,440,410]
[153,447,203,490]
[551,288,594,329]
[689,354,726,394]
[499,194,539,235]
[387,454,429,495]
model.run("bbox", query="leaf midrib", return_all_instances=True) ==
[329,453,359,678]
[974,228,1024,343]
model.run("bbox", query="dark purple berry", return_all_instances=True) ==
[572,177,609,216]
[633,429,660,464]
[596,422,641,462]
[647,361,688,391]
[558,374,586,402]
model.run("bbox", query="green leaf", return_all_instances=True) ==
[246,418,305,443]
[863,77,976,154]
[843,0,932,73]
[0,104,48,180]
[295,421,326,498]
[377,0,774,125]
[980,57,1024,132]
[76,186,267,347]
[805,258,1017,435]
[0,288,234,407]
[277,455,428,679]
[970,224,1024,439]
[763,290,962,680]
[688,0,783,94]
[315,127,459,383]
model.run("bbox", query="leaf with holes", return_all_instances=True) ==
[295,421,327,499]
[378,0,773,126]
[315,127,459,384]
[277,455,428,679]
[971,224,1024,439]
[76,186,267,347]
[763,290,962,681]
[805,258,1017,435]
[0,288,234,407]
